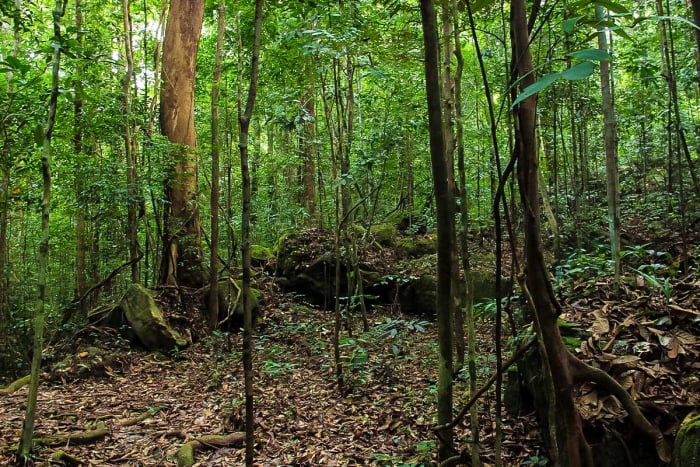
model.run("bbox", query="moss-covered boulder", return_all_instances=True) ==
[395,236,437,259]
[251,244,274,267]
[120,284,187,351]
[398,274,437,315]
[204,279,261,329]
[673,413,700,467]
[370,224,397,247]
[466,269,512,303]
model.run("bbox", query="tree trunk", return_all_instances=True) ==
[238,0,263,463]
[655,0,700,199]
[73,0,88,313]
[691,0,700,96]
[596,6,621,285]
[159,0,206,288]
[420,0,454,461]
[208,1,225,330]
[456,4,480,464]
[301,51,316,222]
[17,0,64,461]
[123,0,140,284]
[441,0,464,376]
[511,1,590,465]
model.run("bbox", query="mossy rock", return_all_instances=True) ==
[204,279,261,329]
[395,236,436,259]
[398,274,437,315]
[251,244,274,266]
[465,269,512,303]
[370,224,397,247]
[673,413,700,467]
[119,284,187,351]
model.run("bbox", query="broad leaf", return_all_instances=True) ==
[569,48,610,61]
[561,61,595,80]
[594,0,630,14]
[512,72,560,107]
[562,16,583,34]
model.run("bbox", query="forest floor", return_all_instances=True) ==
[0,285,547,466]
[1,224,700,466]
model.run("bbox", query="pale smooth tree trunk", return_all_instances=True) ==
[596,6,621,285]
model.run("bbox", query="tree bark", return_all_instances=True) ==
[123,0,140,284]
[17,0,64,461]
[159,0,206,288]
[301,51,317,222]
[208,0,225,330]
[511,1,590,465]
[691,0,700,96]
[238,0,264,463]
[420,0,454,461]
[596,6,621,284]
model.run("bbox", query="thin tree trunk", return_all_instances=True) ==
[690,0,700,96]
[420,0,454,461]
[17,0,64,461]
[123,0,140,284]
[238,0,263,463]
[455,4,480,464]
[596,6,621,285]
[208,1,225,330]
[73,0,88,311]
[441,0,464,376]
[301,50,316,222]
[656,0,700,199]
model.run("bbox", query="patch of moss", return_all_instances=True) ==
[395,236,436,259]
[370,224,397,247]
[673,413,700,467]
[562,336,582,351]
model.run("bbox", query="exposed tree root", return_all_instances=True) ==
[10,407,164,452]
[176,432,246,467]
[50,450,87,466]
[33,422,110,447]
[569,353,672,462]
[114,405,166,428]
[0,375,30,394]
[435,336,535,433]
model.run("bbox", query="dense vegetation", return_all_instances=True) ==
[1,0,700,465]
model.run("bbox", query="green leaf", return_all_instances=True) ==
[569,48,610,61]
[470,0,496,13]
[650,15,700,32]
[594,0,630,14]
[562,16,583,34]
[561,61,595,80]
[512,72,560,107]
